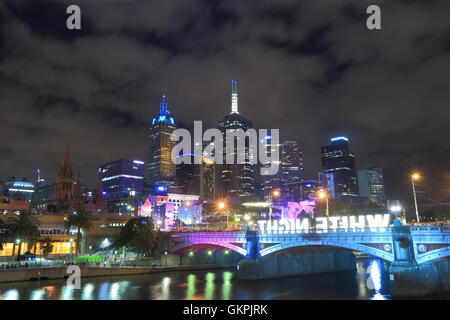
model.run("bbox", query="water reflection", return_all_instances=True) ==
[161,277,171,300]
[0,258,419,300]
[204,272,215,300]
[186,274,196,299]
[82,283,94,300]
[3,289,19,300]
[221,271,233,300]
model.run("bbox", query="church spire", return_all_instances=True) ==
[62,142,71,167]
[231,80,239,113]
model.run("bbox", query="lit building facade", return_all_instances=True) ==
[218,81,255,199]
[284,180,322,202]
[200,156,219,201]
[148,95,177,189]
[3,177,35,201]
[358,166,386,204]
[321,136,358,199]
[99,159,145,213]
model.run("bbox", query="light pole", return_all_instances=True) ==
[319,191,329,217]
[270,190,281,222]
[411,173,421,223]
[217,201,226,229]
[164,251,168,268]
[69,238,74,261]
[390,205,402,222]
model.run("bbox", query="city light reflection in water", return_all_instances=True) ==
[0,258,441,300]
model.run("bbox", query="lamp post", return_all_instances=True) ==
[14,239,21,262]
[319,191,329,217]
[411,173,421,223]
[217,201,226,229]
[390,205,402,221]
[269,190,281,222]
[164,251,168,268]
[69,238,74,261]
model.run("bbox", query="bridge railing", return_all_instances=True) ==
[410,226,450,233]
[171,231,245,238]
[259,227,392,235]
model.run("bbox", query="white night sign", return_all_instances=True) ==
[257,214,391,233]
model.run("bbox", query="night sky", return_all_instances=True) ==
[1,0,449,213]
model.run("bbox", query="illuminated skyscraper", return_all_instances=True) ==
[321,136,358,199]
[99,159,145,212]
[148,95,177,188]
[358,165,386,204]
[218,81,255,199]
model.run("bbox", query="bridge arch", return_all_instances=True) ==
[260,240,394,262]
[171,241,246,256]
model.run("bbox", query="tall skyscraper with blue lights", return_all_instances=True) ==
[321,136,358,199]
[148,95,177,189]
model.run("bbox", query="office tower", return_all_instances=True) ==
[358,165,386,204]
[200,156,219,201]
[321,136,358,199]
[218,81,255,199]
[261,139,303,202]
[30,178,55,213]
[148,95,177,188]
[4,177,35,201]
[261,135,282,202]
[284,180,322,202]
[176,153,201,195]
[280,140,303,184]
[99,159,145,213]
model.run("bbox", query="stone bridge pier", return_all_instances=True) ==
[389,225,449,297]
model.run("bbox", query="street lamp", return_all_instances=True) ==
[411,173,421,223]
[164,251,168,268]
[217,201,227,229]
[390,205,402,221]
[269,190,281,223]
[319,191,329,217]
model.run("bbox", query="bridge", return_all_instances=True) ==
[170,226,450,265]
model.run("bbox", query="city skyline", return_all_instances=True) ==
[1,0,449,209]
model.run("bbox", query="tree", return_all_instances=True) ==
[7,211,40,258]
[116,217,156,258]
[39,237,54,258]
[152,230,171,256]
[65,207,93,256]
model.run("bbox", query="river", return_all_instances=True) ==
[0,259,444,300]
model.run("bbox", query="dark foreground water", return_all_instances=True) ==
[0,259,446,300]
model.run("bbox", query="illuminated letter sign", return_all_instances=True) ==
[257,214,391,233]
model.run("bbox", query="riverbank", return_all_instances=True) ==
[0,263,237,284]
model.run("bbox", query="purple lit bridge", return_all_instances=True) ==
[170,226,450,264]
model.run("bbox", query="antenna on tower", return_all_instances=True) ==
[231,80,239,114]
[160,94,170,115]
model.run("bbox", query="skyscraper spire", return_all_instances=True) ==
[159,94,169,116]
[152,94,175,125]
[231,80,239,114]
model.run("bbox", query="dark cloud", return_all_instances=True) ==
[0,0,449,215]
